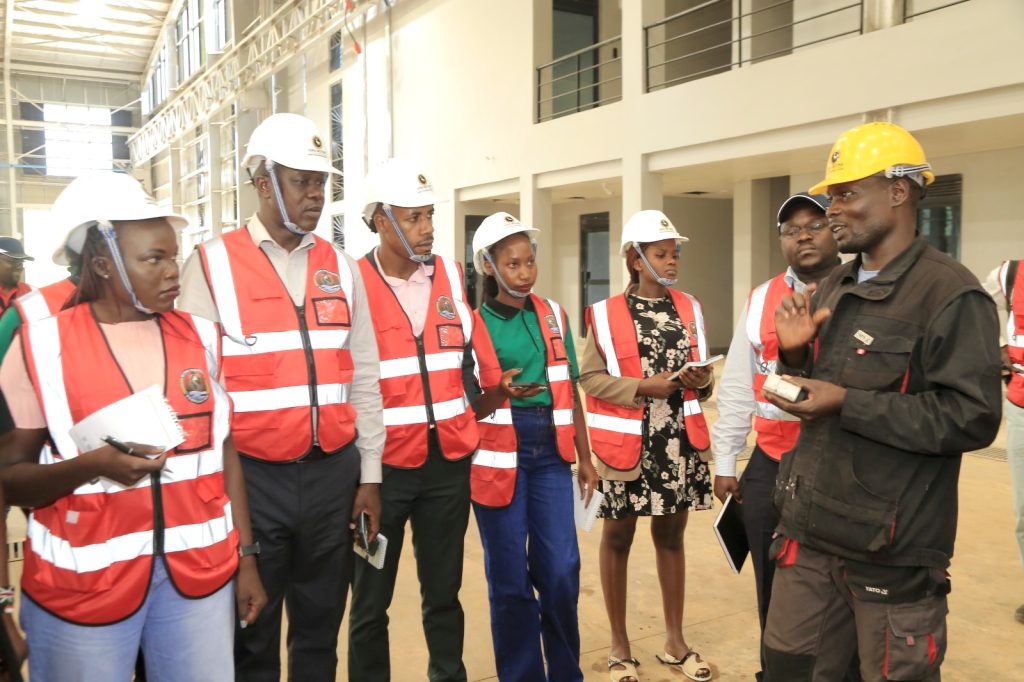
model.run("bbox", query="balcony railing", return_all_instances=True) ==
[903,0,971,21]
[645,0,863,93]
[536,35,622,123]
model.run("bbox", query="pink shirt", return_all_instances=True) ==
[372,248,434,337]
[1,319,165,429]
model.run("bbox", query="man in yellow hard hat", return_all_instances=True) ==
[759,122,1003,681]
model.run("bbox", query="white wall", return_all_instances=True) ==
[664,196,734,350]
[935,145,1024,281]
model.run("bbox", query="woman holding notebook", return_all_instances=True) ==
[579,210,715,682]
[468,212,598,682]
[0,172,265,681]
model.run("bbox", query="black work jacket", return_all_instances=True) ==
[775,238,1002,568]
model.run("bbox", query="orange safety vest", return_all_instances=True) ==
[358,253,479,467]
[584,289,711,471]
[20,306,236,625]
[1000,260,1024,407]
[14,277,77,322]
[198,227,357,462]
[0,282,33,315]
[470,295,577,508]
[745,272,802,460]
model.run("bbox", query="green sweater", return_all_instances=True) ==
[479,297,579,407]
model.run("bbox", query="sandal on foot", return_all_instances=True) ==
[608,655,641,682]
[656,650,712,682]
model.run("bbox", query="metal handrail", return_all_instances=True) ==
[652,3,861,69]
[904,0,970,20]
[645,0,863,92]
[536,35,622,123]
[536,35,622,71]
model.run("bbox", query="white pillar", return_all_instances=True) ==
[732,178,774,319]
[520,175,553,293]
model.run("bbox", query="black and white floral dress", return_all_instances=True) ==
[599,293,714,519]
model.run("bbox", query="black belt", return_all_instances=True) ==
[295,446,332,463]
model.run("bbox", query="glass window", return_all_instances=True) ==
[916,174,962,260]
[330,81,343,202]
[176,0,205,83]
[43,104,113,177]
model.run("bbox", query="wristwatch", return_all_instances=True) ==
[239,542,261,558]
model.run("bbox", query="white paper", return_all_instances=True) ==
[354,533,388,569]
[574,485,603,532]
[68,384,185,454]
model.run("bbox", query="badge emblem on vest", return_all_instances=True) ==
[436,295,456,320]
[180,369,210,404]
[688,321,698,340]
[544,314,560,336]
[314,269,342,294]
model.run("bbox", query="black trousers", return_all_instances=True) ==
[235,444,361,682]
[348,434,471,682]
[743,446,862,682]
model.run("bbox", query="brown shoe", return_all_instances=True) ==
[1016,604,1024,624]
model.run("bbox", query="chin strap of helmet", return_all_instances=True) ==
[382,203,431,263]
[482,240,538,300]
[266,160,308,237]
[97,221,155,315]
[633,243,677,287]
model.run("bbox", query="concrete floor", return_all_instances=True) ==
[6,403,1023,681]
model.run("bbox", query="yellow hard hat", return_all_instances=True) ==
[809,122,934,195]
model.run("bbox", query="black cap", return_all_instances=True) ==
[777,193,828,230]
[0,237,33,261]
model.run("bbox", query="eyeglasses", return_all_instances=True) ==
[779,222,829,240]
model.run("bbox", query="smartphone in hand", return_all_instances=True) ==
[356,512,380,555]
[509,382,547,391]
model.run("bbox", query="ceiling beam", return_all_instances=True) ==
[4,0,19,237]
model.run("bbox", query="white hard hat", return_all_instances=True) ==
[619,209,689,256]
[471,212,539,272]
[362,158,437,225]
[50,172,188,265]
[241,113,339,176]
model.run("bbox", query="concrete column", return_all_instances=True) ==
[520,175,553,293]
[732,178,774,319]
[207,122,223,238]
[620,154,662,289]
[620,0,646,97]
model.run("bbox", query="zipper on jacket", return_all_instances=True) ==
[295,304,320,447]
[415,335,437,429]
[152,472,165,556]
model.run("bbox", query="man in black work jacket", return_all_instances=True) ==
[760,121,1002,682]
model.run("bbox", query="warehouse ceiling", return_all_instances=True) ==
[3,0,173,81]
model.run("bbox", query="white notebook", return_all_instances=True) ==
[574,484,603,532]
[68,384,185,454]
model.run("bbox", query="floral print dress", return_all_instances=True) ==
[599,293,714,519]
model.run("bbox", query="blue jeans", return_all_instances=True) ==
[473,406,583,682]
[21,558,234,682]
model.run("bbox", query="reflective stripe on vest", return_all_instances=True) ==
[21,308,236,625]
[1001,260,1024,407]
[199,229,357,460]
[585,290,711,472]
[15,289,52,323]
[470,295,577,507]
[359,254,479,467]
[746,273,801,460]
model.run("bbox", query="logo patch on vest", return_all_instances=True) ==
[314,269,342,294]
[180,369,210,404]
[854,329,874,346]
[437,324,465,349]
[544,314,560,336]
[436,295,456,320]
